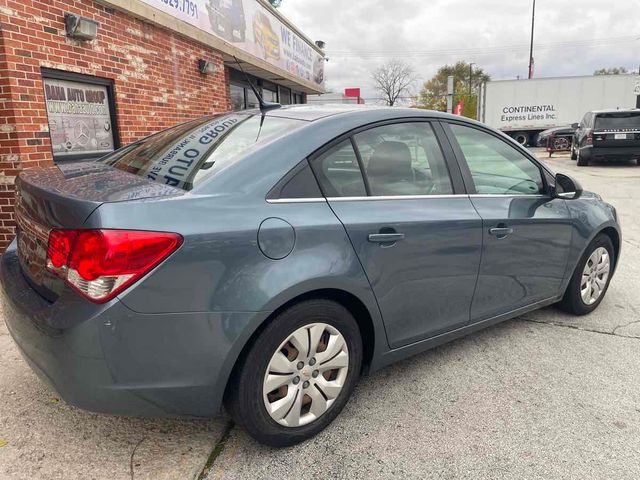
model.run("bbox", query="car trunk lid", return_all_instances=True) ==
[15,161,183,294]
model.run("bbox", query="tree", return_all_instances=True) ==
[417,61,490,119]
[371,59,416,106]
[594,67,629,75]
[268,0,282,7]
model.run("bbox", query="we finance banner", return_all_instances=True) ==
[138,0,325,87]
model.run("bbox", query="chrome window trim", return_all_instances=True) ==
[468,194,548,199]
[327,194,465,202]
[268,193,552,203]
[266,197,326,204]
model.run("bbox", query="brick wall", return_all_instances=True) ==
[0,0,231,251]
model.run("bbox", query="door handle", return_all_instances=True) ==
[368,233,405,243]
[489,226,513,239]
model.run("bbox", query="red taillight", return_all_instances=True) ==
[586,130,593,146]
[46,229,182,303]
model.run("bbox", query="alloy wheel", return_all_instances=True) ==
[580,247,610,305]
[262,323,349,427]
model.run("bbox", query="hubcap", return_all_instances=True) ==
[262,323,349,427]
[580,247,610,305]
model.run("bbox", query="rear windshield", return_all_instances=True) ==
[100,113,305,190]
[595,112,640,130]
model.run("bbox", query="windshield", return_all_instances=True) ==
[100,113,305,190]
[595,112,640,130]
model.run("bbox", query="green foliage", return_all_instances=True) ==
[268,0,282,7]
[594,67,629,75]
[417,61,490,119]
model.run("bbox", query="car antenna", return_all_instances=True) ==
[232,56,281,112]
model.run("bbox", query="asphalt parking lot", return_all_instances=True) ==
[1,150,639,480]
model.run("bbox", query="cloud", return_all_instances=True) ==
[280,0,639,102]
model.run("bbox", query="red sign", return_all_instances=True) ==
[454,100,464,115]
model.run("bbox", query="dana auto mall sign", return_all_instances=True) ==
[138,0,325,88]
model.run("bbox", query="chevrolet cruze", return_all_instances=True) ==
[1,105,621,446]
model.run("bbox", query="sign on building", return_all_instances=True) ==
[138,0,325,87]
[43,76,116,160]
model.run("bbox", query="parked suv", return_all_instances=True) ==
[571,109,640,166]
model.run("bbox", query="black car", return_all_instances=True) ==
[571,110,640,166]
[537,126,576,155]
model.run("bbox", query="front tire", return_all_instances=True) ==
[558,234,614,315]
[226,299,363,447]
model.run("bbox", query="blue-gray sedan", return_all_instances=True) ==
[0,105,621,446]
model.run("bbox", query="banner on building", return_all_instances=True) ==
[139,0,325,87]
[43,78,115,159]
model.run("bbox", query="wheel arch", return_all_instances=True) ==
[599,226,620,269]
[222,288,379,404]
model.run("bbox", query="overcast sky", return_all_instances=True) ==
[280,0,640,102]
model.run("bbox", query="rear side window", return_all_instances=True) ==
[450,124,544,195]
[353,122,453,196]
[310,140,367,197]
[101,113,305,190]
[595,112,640,130]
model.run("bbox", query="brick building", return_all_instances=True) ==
[0,0,325,251]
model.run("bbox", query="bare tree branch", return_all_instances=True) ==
[371,60,416,106]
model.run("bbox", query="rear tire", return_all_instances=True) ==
[576,149,588,166]
[226,299,363,447]
[558,234,614,315]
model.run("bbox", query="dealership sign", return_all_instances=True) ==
[43,78,115,159]
[138,0,325,87]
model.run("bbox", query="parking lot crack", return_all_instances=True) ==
[197,420,234,480]
[129,436,146,480]
[612,319,640,335]
[521,317,639,340]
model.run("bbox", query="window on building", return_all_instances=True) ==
[42,69,119,162]
[230,84,245,111]
[263,88,278,103]
[246,88,260,109]
[280,87,291,105]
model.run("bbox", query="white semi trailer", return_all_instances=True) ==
[478,74,640,146]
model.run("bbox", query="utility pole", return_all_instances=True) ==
[528,0,536,79]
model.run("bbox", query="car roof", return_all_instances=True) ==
[239,104,465,122]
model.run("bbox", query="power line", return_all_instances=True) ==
[326,35,640,59]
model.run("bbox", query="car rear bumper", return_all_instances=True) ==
[581,146,640,161]
[1,241,260,417]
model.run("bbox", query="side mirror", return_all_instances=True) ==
[554,173,583,200]
[571,123,580,129]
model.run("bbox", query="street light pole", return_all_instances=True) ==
[528,0,536,79]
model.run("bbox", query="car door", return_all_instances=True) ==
[310,121,483,348]
[443,122,573,322]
